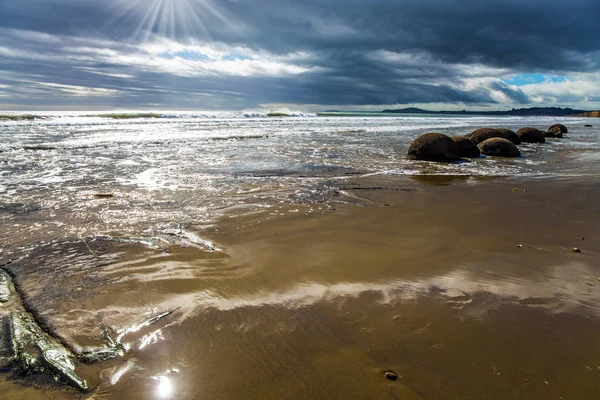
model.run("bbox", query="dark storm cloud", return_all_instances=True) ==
[3,0,594,71]
[0,0,598,109]
[221,0,600,72]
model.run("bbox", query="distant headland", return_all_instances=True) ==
[317,107,599,117]
[381,107,592,117]
[573,110,600,118]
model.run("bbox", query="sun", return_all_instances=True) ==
[104,0,234,42]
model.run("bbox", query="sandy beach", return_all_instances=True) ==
[2,0,599,396]
[2,172,599,399]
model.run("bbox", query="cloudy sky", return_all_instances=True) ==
[0,0,598,111]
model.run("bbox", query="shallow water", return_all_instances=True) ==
[1,114,600,398]
[0,113,598,249]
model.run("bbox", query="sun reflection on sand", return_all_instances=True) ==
[157,375,173,397]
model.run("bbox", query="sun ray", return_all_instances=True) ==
[101,0,235,44]
[137,0,165,42]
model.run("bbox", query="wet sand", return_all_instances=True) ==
[1,175,600,399]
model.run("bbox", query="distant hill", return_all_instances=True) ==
[572,110,600,118]
[381,107,588,116]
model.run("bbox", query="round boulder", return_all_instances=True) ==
[467,128,503,145]
[544,130,563,138]
[451,136,480,158]
[478,138,521,157]
[548,124,568,134]
[496,128,521,144]
[407,132,461,162]
[516,127,545,143]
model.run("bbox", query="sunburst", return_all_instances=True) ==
[104,0,234,42]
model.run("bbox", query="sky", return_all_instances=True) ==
[0,0,599,111]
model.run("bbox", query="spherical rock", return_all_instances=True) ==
[516,127,546,143]
[548,124,568,134]
[478,138,521,157]
[451,136,480,158]
[407,132,461,162]
[496,128,521,144]
[467,128,503,144]
[543,130,563,138]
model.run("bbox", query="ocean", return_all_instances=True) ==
[0,112,596,250]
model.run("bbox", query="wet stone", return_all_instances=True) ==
[384,370,399,381]
[9,311,88,390]
[407,132,461,162]
[0,313,14,369]
[451,136,480,158]
[0,261,171,391]
[0,270,10,302]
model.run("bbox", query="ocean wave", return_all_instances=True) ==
[243,111,317,118]
[1,111,319,122]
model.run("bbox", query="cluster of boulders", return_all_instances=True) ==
[407,124,568,161]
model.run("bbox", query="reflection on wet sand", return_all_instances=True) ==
[1,176,600,398]
[187,262,600,316]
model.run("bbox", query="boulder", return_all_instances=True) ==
[516,127,545,143]
[478,138,521,157]
[544,130,563,138]
[466,128,503,144]
[451,136,480,158]
[407,132,461,162]
[496,128,521,144]
[548,123,568,134]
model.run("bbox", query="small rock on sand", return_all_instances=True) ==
[384,371,399,381]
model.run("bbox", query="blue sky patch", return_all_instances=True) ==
[157,50,211,61]
[221,54,256,61]
[502,73,568,86]
[156,51,255,62]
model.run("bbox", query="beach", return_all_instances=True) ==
[1,114,599,398]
